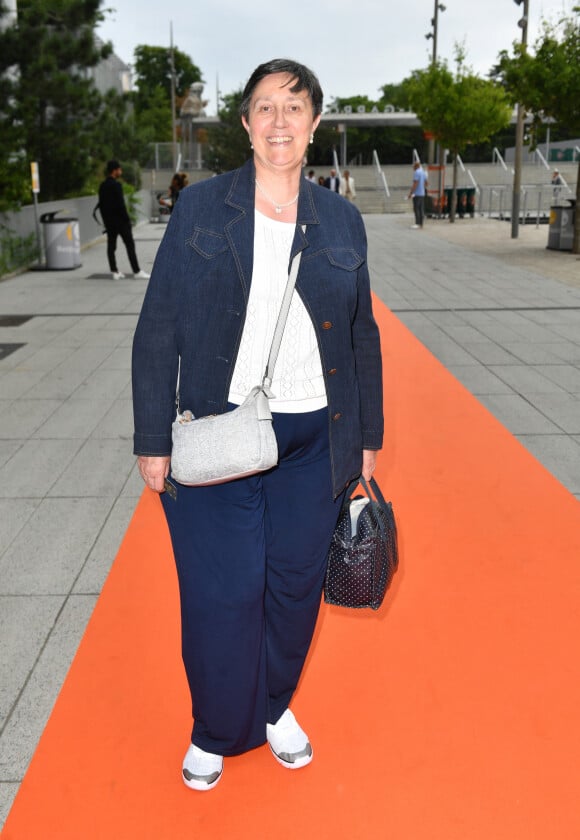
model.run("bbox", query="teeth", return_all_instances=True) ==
[269,137,291,143]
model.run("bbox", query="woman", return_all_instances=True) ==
[339,168,356,201]
[132,58,383,791]
[160,171,187,214]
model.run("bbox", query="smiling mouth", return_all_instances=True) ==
[268,136,292,144]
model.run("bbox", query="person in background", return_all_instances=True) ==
[161,171,189,214]
[324,168,340,193]
[408,161,428,229]
[318,175,326,187]
[98,160,150,280]
[551,169,563,201]
[306,169,316,182]
[132,58,383,793]
[339,169,356,201]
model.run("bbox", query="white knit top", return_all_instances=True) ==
[228,210,327,413]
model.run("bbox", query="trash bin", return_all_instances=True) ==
[40,211,81,269]
[456,188,467,217]
[547,200,576,251]
[465,187,476,217]
[444,188,453,217]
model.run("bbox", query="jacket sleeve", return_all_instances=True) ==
[131,197,191,455]
[351,212,383,450]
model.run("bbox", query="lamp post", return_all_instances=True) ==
[511,0,529,239]
[169,22,178,172]
[425,1,446,165]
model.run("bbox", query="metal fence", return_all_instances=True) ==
[477,185,575,226]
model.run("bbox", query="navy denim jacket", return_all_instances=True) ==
[132,159,383,498]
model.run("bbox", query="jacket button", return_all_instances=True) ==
[332,412,342,421]
[328,368,337,375]
[322,321,333,330]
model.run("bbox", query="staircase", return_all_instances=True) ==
[142,162,578,217]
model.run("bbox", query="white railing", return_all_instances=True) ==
[332,149,341,177]
[454,154,479,193]
[372,150,390,198]
[492,147,510,171]
[534,147,550,170]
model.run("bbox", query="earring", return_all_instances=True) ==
[249,135,253,149]
[310,133,314,144]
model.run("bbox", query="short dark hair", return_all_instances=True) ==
[240,59,323,119]
[106,160,121,174]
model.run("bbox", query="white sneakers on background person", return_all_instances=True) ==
[111,270,150,280]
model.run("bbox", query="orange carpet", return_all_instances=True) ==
[4,298,580,839]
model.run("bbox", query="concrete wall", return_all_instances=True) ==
[1,189,153,252]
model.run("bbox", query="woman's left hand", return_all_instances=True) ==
[361,449,378,482]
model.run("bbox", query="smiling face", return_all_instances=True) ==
[241,72,321,177]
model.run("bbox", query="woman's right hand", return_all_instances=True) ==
[137,455,171,493]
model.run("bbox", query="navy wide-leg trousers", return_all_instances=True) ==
[161,407,345,757]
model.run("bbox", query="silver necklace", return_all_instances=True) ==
[255,178,299,214]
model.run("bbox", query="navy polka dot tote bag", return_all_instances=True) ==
[324,477,398,610]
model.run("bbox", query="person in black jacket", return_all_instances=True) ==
[98,160,149,280]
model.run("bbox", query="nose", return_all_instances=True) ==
[272,106,288,128]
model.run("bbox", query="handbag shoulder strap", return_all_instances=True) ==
[262,226,305,391]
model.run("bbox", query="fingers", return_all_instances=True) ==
[137,456,170,493]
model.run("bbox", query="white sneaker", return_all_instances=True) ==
[112,271,125,280]
[133,269,150,279]
[182,743,223,791]
[266,709,313,769]
[410,224,420,229]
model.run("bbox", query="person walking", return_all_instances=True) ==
[132,58,383,792]
[98,160,150,280]
[408,161,428,229]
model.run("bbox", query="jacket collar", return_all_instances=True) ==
[224,158,318,286]
[226,158,320,227]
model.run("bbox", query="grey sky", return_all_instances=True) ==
[97,0,576,114]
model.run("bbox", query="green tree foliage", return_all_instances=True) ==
[406,49,512,221]
[0,0,112,201]
[131,45,203,162]
[204,90,250,173]
[132,45,202,115]
[494,10,580,251]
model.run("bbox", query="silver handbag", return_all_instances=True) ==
[170,245,303,486]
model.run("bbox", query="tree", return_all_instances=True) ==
[0,1,27,212]
[1,0,112,201]
[406,48,512,221]
[132,45,202,115]
[494,10,580,252]
[132,45,203,165]
[204,90,250,173]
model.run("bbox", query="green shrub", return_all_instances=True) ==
[0,227,39,278]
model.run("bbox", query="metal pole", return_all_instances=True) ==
[169,22,177,172]
[511,0,529,239]
[427,0,439,166]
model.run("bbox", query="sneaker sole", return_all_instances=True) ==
[182,767,223,791]
[268,743,313,770]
